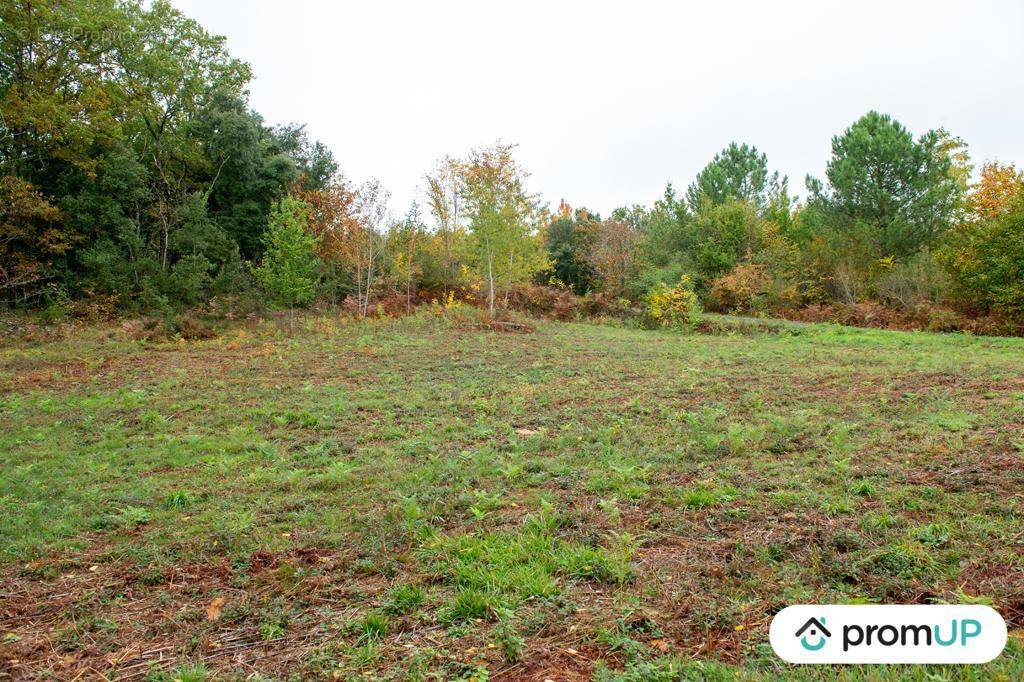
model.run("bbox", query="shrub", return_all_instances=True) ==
[506,283,576,318]
[924,306,963,333]
[708,262,770,314]
[644,276,701,328]
[426,291,486,328]
[941,197,1024,315]
[873,249,950,311]
[580,292,637,319]
[627,262,688,302]
[682,199,761,290]
[175,313,218,340]
[504,284,638,321]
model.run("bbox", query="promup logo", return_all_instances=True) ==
[770,605,1006,664]
[795,617,831,651]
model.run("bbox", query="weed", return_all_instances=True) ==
[494,618,525,663]
[356,611,389,642]
[443,588,505,623]
[680,483,738,509]
[383,583,425,615]
[164,489,196,509]
[913,522,951,548]
[849,478,877,497]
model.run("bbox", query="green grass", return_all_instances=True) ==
[1,311,1023,679]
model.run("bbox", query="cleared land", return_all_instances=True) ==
[1,313,1023,680]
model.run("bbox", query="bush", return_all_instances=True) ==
[682,199,761,290]
[627,263,688,302]
[579,292,637,319]
[643,276,701,328]
[506,284,626,320]
[175,313,218,340]
[708,262,770,314]
[873,249,950,311]
[423,292,534,332]
[941,197,1024,315]
[506,283,576,318]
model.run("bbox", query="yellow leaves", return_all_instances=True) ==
[0,175,68,286]
[970,162,1024,221]
[224,329,254,352]
[709,262,769,312]
[645,278,701,327]
[206,596,226,621]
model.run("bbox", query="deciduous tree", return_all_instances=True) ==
[424,156,464,296]
[459,142,546,316]
[966,162,1024,221]
[585,219,640,298]
[253,197,319,331]
[0,176,65,303]
[941,162,1024,313]
[298,177,359,304]
[349,179,389,316]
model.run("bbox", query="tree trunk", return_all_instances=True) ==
[363,254,374,317]
[503,251,513,308]
[487,251,495,318]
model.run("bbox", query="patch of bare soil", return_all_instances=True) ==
[0,545,348,680]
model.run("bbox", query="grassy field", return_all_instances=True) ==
[1,311,1023,680]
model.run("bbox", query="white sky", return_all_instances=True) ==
[172,0,1024,218]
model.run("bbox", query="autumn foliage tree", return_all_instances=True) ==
[0,176,66,303]
[966,162,1024,221]
[424,157,464,296]
[298,178,359,303]
[299,177,390,315]
[585,219,640,299]
[941,162,1024,314]
[460,142,547,315]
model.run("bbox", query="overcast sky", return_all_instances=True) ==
[172,0,1023,218]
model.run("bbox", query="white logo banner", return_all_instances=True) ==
[770,604,1007,664]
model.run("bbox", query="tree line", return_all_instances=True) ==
[3,1,1023,326]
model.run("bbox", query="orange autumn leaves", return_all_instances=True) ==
[968,162,1024,221]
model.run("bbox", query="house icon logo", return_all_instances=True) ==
[795,616,831,651]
